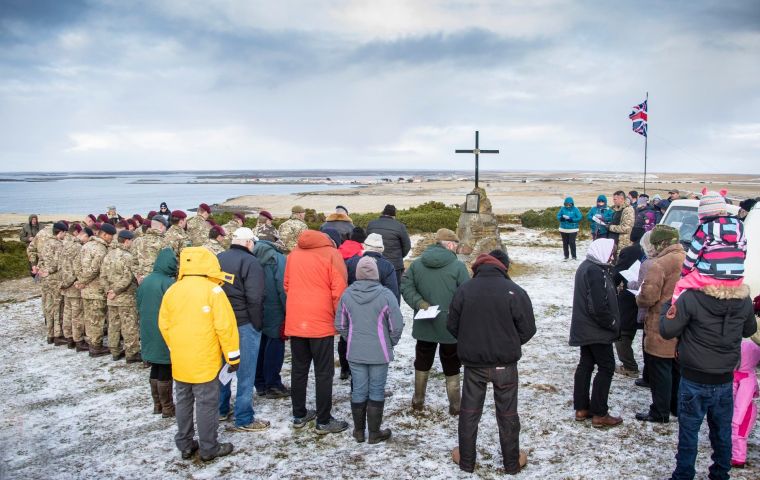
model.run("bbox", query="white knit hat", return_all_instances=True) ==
[363,233,385,252]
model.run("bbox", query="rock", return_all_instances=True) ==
[455,187,505,263]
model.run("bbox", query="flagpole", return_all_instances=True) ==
[644,91,648,195]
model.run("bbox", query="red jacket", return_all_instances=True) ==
[284,230,348,338]
[338,240,364,260]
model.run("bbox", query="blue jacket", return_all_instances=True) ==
[557,197,583,230]
[587,195,613,237]
[252,240,287,339]
[346,251,399,302]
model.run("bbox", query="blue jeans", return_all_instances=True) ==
[254,334,285,392]
[671,377,733,480]
[219,323,261,427]
[349,362,388,403]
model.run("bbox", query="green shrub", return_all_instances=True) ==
[0,239,30,280]
[520,207,592,231]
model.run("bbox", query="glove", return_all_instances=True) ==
[227,363,240,373]
[418,300,431,310]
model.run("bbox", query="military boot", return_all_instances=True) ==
[411,370,430,411]
[75,340,89,352]
[53,336,68,346]
[157,380,176,418]
[351,402,367,443]
[66,338,76,349]
[149,379,161,414]
[88,343,110,357]
[367,400,391,444]
[445,374,461,416]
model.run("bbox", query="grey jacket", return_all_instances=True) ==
[335,280,404,364]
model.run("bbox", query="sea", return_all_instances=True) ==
[0,170,457,215]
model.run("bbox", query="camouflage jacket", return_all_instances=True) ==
[39,234,64,284]
[134,228,166,277]
[60,235,84,297]
[202,238,225,255]
[253,223,280,242]
[164,225,190,257]
[186,215,212,247]
[77,236,109,299]
[278,218,308,253]
[221,220,242,249]
[100,243,137,307]
[27,225,52,266]
[608,204,635,251]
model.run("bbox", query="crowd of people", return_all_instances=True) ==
[19,188,760,477]
[569,188,759,479]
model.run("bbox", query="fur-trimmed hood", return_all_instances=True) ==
[325,212,352,222]
[701,284,751,300]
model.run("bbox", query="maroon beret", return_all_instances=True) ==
[171,210,187,220]
[199,203,211,214]
[234,212,246,222]
[147,210,158,219]
[118,219,130,229]
[70,223,82,234]
[259,210,273,221]
[211,225,226,238]
[132,214,144,223]
[208,219,218,227]
[97,214,109,223]
[142,219,151,227]
[93,222,102,230]
[87,214,97,222]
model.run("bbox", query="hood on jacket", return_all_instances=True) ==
[586,238,615,265]
[420,243,457,269]
[320,227,342,248]
[28,214,38,224]
[178,246,234,285]
[252,240,279,265]
[472,254,506,276]
[654,243,683,259]
[346,279,384,305]
[325,212,352,222]
[701,284,751,301]
[152,247,178,277]
[563,197,575,206]
[596,195,608,205]
[339,239,364,260]
[297,229,334,250]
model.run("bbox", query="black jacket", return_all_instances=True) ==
[217,244,265,330]
[660,285,756,384]
[569,258,621,346]
[613,243,643,332]
[366,215,412,271]
[345,251,399,302]
[447,265,536,367]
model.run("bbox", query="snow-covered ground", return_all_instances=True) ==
[1,226,758,479]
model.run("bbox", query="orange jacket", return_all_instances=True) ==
[284,230,348,338]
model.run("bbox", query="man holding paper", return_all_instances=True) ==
[401,228,470,415]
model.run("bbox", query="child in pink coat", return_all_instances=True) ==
[732,339,760,468]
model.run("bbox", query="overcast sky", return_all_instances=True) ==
[1,0,758,173]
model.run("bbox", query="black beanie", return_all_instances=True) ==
[382,204,397,216]
[489,249,510,269]
[350,227,367,243]
[53,221,68,234]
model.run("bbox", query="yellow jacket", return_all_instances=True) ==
[159,247,240,383]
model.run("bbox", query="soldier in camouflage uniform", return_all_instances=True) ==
[133,217,168,281]
[186,203,213,246]
[60,224,90,349]
[101,230,141,362]
[27,224,53,328]
[77,223,115,357]
[203,225,226,254]
[164,210,190,258]
[278,205,308,254]
[221,212,246,249]
[38,222,67,344]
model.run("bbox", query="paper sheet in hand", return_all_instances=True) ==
[218,364,236,385]
[592,215,604,224]
[414,305,440,320]
[620,260,641,284]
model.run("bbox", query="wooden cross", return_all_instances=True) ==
[455,130,499,189]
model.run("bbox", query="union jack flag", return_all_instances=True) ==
[629,100,648,137]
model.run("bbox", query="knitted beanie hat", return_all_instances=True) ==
[698,188,727,220]
[356,256,379,281]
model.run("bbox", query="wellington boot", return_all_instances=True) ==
[445,374,461,415]
[411,370,430,411]
[367,399,391,444]
[158,379,176,418]
[149,379,161,414]
[351,401,367,443]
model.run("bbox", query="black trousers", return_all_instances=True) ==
[641,332,650,383]
[414,340,461,376]
[291,336,335,424]
[459,364,521,474]
[338,336,350,374]
[573,343,615,417]
[149,363,172,381]
[614,330,638,371]
[395,269,404,296]
[561,232,578,259]
[647,354,679,419]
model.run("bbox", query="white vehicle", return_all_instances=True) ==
[743,206,759,298]
[659,199,740,246]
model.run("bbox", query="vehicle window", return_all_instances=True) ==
[662,206,699,241]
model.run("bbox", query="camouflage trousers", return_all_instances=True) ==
[107,305,140,357]
[63,296,84,341]
[82,298,107,347]
[42,280,63,338]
